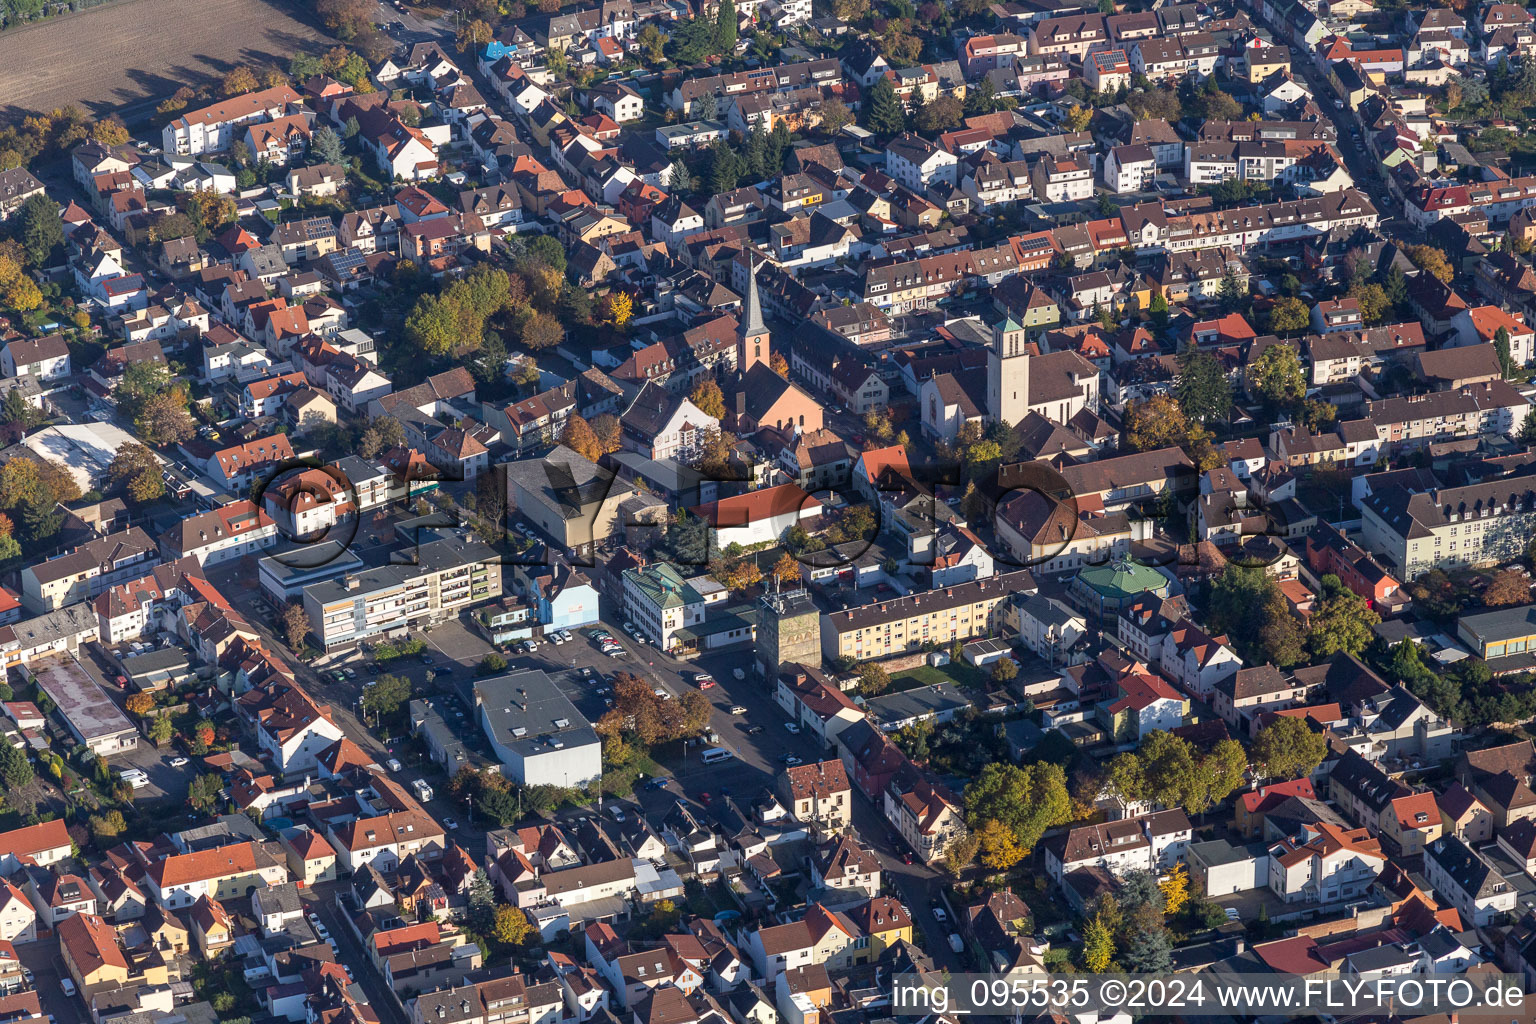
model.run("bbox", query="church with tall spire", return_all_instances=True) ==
[737,257,770,376]
[726,257,823,438]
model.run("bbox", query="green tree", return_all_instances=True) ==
[1496,326,1516,378]
[857,662,891,696]
[312,125,345,165]
[107,442,164,503]
[1258,592,1307,668]
[964,761,1072,854]
[360,673,412,718]
[188,773,223,812]
[15,195,64,268]
[1267,296,1309,335]
[1120,925,1174,973]
[707,139,741,194]
[1348,281,1390,325]
[149,713,173,744]
[1517,407,1536,446]
[1307,573,1380,659]
[1252,715,1328,781]
[1248,342,1306,407]
[716,0,737,50]
[0,744,31,790]
[865,77,906,136]
[467,869,496,930]
[1175,349,1232,424]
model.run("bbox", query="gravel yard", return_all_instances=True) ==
[0,0,329,121]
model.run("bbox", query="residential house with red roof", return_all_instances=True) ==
[690,482,821,548]
[1267,820,1384,904]
[159,500,279,567]
[1097,667,1186,742]
[142,841,289,909]
[1235,778,1319,838]
[884,765,969,865]
[1157,619,1241,700]
[205,433,297,492]
[1439,781,1493,844]
[236,678,344,774]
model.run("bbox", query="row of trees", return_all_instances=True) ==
[593,672,713,748]
[1099,731,1248,815]
[1207,567,1378,667]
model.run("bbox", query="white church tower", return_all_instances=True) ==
[986,314,1029,426]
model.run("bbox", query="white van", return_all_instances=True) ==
[117,769,150,790]
[412,778,433,802]
[701,747,734,764]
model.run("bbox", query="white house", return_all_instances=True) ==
[0,335,70,381]
[1267,821,1384,905]
[161,86,302,156]
[691,483,822,549]
[1103,144,1156,194]
[885,134,958,192]
[1423,835,1517,926]
[1158,620,1242,700]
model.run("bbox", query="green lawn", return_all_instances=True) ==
[892,660,990,691]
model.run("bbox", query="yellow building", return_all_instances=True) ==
[847,896,913,955]
[59,913,129,992]
[820,570,1035,663]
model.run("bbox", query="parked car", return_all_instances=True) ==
[168,757,188,768]
[732,667,746,680]
[696,675,716,689]
[386,758,402,773]
[729,705,747,715]
[931,903,947,924]
[784,722,801,734]
[443,817,459,830]
[780,754,802,766]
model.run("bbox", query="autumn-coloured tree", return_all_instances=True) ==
[1405,245,1453,283]
[1159,863,1191,915]
[591,414,623,454]
[3,277,41,313]
[91,117,129,146]
[456,18,493,52]
[220,67,260,97]
[690,378,726,419]
[605,291,633,328]
[976,818,1026,870]
[770,352,790,377]
[521,310,564,349]
[722,560,762,590]
[1483,569,1531,607]
[494,905,536,946]
[561,414,603,461]
[125,693,155,716]
[280,604,311,650]
[772,553,800,585]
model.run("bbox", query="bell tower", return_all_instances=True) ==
[737,257,770,375]
[986,314,1029,425]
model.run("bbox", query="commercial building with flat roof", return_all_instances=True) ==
[258,540,366,603]
[301,532,500,649]
[470,669,601,787]
[23,654,137,756]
